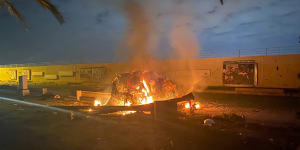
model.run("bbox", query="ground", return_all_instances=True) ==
[0,88,300,150]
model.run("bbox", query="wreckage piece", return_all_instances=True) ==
[56,104,153,115]
[164,92,194,103]
[60,92,194,121]
[153,92,194,121]
[93,92,194,118]
[108,71,177,106]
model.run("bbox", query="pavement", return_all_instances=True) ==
[0,88,300,150]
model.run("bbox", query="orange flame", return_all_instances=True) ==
[185,103,190,109]
[140,80,153,105]
[195,103,200,109]
[122,111,136,116]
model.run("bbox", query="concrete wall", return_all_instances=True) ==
[0,54,299,90]
[172,54,300,89]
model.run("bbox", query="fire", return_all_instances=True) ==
[110,71,177,106]
[125,101,132,106]
[140,80,153,105]
[142,80,149,93]
[122,111,136,116]
[185,103,190,109]
[94,100,102,106]
[195,103,200,109]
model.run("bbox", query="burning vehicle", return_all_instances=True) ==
[107,71,177,106]
[89,70,200,118]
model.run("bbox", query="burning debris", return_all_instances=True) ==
[177,100,201,115]
[108,71,177,106]
[94,100,102,107]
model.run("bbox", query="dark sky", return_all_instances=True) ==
[0,0,300,65]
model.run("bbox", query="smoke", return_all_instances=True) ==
[115,0,153,69]
[168,14,202,94]
[115,0,204,95]
[168,9,200,60]
[157,2,204,95]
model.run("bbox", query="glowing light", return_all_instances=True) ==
[122,111,136,116]
[146,96,153,104]
[125,101,132,106]
[140,80,154,105]
[142,80,150,93]
[185,103,190,109]
[121,79,154,106]
[88,108,93,112]
[143,111,151,115]
[94,100,102,106]
[195,103,200,109]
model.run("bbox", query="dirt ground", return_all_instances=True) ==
[0,88,300,150]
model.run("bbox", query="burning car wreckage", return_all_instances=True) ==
[89,71,200,118]
[108,71,178,106]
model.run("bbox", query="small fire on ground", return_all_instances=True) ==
[178,100,201,115]
[94,100,102,106]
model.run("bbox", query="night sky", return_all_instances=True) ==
[0,0,300,65]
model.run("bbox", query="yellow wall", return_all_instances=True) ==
[0,54,300,89]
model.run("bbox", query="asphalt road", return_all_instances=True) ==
[1,95,300,150]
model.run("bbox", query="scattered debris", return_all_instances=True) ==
[213,113,246,124]
[53,112,58,115]
[42,88,48,95]
[225,113,246,122]
[70,112,74,120]
[40,93,54,100]
[168,137,174,149]
[54,94,61,99]
[204,119,215,126]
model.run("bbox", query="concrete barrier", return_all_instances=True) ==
[76,90,111,101]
